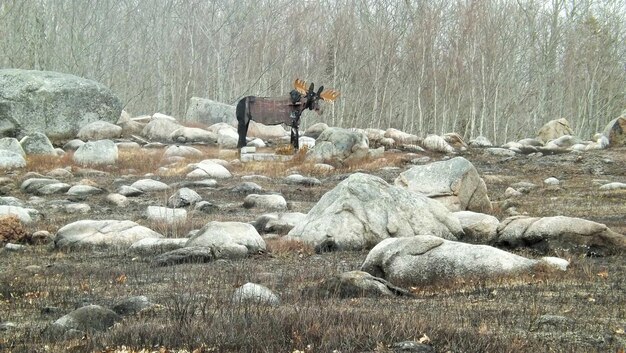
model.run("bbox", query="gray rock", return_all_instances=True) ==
[395,157,492,213]
[306,127,369,164]
[64,203,91,214]
[194,201,218,213]
[0,205,34,224]
[253,212,306,234]
[181,179,218,188]
[305,271,412,299]
[284,174,321,186]
[112,296,156,316]
[504,187,523,198]
[469,136,493,148]
[106,193,129,207]
[4,243,27,251]
[246,121,288,140]
[130,179,170,192]
[169,127,217,144]
[145,206,187,224]
[50,305,120,333]
[361,235,544,286]
[117,185,144,197]
[0,150,26,169]
[544,177,560,186]
[231,182,263,194]
[243,194,287,211]
[287,173,463,251]
[67,184,104,197]
[77,120,122,141]
[153,246,216,266]
[186,221,266,255]
[384,128,421,145]
[304,123,329,139]
[389,341,435,353]
[141,115,182,142]
[453,211,499,243]
[63,139,85,151]
[422,134,455,153]
[0,69,122,140]
[486,147,516,157]
[187,160,232,179]
[0,137,25,156]
[20,178,61,195]
[168,187,202,208]
[163,145,204,159]
[603,116,626,147]
[20,132,55,155]
[537,118,573,144]
[232,283,280,306]
[0,196,23,207]
[129,237,188,256]
[599,182,626,190]
[54,219,163,249]
[46,168,73,178]
[73,140,118,166]
[496,215,626,254]
[185,97,236,126]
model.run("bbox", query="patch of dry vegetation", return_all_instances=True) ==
[0,215,28,244]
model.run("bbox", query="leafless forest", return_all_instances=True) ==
[1,0,625,144]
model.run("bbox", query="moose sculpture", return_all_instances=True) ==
[236,79,340,150]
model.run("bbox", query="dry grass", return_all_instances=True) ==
[0,215,29,244]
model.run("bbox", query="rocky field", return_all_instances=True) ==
[1,142,625,353]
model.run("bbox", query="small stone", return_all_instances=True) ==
[544,177,560,186]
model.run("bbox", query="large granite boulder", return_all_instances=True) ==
[306,127,369,164]
[141,114,182,142]
[360,235,565,286]
[0,69,122,139]
[72,140,118,166]
[537,118,574,144]
[495,215,626,255]
[394,157,492,212]
[287,173,463,251]
[186,221,266,255]
[603,115,626,147]
[185,97,236,126]
[20,132,55,155]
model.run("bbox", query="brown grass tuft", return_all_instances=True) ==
[266,238,315,258]
[0,215,29,244]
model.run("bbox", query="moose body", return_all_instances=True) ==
[236,79,339,150]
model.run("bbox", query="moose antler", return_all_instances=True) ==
[294,79,308,95]
[320,88,341,102]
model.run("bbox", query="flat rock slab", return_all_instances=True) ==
[55,219,163,250]
[240,153,292,163]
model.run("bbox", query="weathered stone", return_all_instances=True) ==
[232,283,280,306]
[20,132,55,155]
[395,157,492,213]
[141,115,182,142]
[253,212,306,234]
[496,215,626,255]
[73,140,118,166]
[169,127,217,144]
[304,270,412,299]
[603,116,626,147]
[77,121,122,141]
[0,137,25,156]
[422,134,455,153]
[361,235,550,286]
[167,187,202,208]
[50,305,121,333]
[54,219,163,249]
[0,69,122,140]
[112,296,156,316]
[185,97,236,126]
[130,179,170,192]
[537,118,574,144]
[243,194,287,211]
[306,127,369,164]
[453,211,499,243]
[0,150,26,169]
[145,206,187,224]
[186,221,266,255]
[288,173,463,251]
[128,237,188,256]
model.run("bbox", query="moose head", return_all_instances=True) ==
[294,78,340,113]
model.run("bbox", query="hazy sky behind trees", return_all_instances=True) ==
[1,0,624,143]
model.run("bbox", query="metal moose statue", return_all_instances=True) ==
[236,79,340,150]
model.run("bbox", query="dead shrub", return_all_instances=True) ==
[0,215,29,244]
[266,238,314,258]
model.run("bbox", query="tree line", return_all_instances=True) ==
[1,0,624,144]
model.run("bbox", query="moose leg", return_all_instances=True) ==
[236,98,249,149]
[237,121,249,148]
[292,125,300,151]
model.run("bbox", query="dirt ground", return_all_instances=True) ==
[1,146,625,353]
